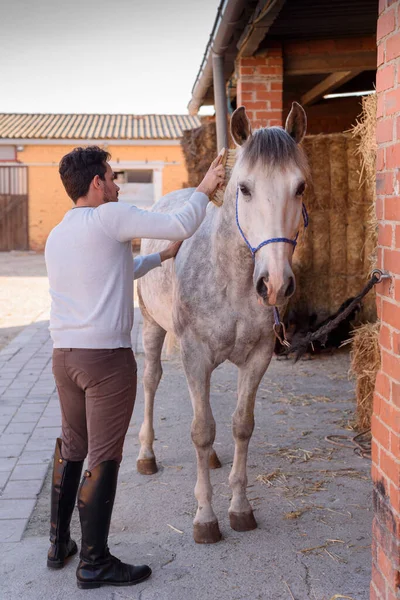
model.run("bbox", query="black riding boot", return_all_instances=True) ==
[76,460,151,589]
[47,438,83,569]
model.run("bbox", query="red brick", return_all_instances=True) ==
[377,118,394,143]
[395,225,400,249]
[377,146,385,171]
[390,430,400,456]
[377,94,386,120]
[244,101,267,111]
[397,116,400,141]
[380,447,400,486]
[389,480,400,513]
[240,57,268,67]
[382,298,400,328]
[380,322,393,350]
[394,279,400,303]
[377,172,394,196]
[378,42,386,67]
[386,32,400,61]
[240,92,254,103]
[254,110,282,121]
[384,196,400,220]
[372,414,391,448]
[379,0,386,13]
[384,249,400,276]
[386,143,400,169]
[377,65,396,92]
[239,66,256,76]
[376,196,384,220]
[251,82,270,92]
[377,7,396,41]
[393,381,400,407]
[392,331,400,354]
[379,223,394,248]
[378,543,397,582]
[372,560,388,597]
[271,81,283,91]
[376,371,391,400]
[386,89,400,116]
[381,349,400,382]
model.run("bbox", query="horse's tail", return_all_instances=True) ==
[164,331,180,358]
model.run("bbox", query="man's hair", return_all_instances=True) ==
[59,146,111,202]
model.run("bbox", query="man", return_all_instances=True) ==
[45,145,224,589]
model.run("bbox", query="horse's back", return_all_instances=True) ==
[140,188,195,256]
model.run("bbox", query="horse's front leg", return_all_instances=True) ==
[181,337,221,544]
[229,342,274,531]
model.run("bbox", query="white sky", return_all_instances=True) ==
[0,0,220,115]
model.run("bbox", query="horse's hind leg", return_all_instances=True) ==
[136,315,166,475]
[229,343,273,531]
[181,336,221,544]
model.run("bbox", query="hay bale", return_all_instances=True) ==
[181,121,217,188]
[350,322,380,430]
[329,135,348,311]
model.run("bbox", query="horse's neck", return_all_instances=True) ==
[210,190,254,287]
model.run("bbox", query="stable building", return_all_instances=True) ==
[0,113,200,251]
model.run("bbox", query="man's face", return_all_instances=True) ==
[101,163,120,203]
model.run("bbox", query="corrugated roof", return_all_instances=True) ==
[0,114,202,140]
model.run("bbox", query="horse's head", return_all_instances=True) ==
[230,102,309,307]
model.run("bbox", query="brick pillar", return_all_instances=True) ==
[236,44,283,129]
[372,2,400,599]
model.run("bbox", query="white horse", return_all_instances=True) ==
[137,102,309,544]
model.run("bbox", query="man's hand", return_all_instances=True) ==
[159,241,183,262]
[196,149,226,198]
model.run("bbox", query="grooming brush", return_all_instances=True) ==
[210,148,237,207]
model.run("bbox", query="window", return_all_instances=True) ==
[127,170,153,184]
[0,146,16,161]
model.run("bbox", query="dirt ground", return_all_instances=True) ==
[21,350,372,600]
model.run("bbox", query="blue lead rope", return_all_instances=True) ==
[235,186,309,346]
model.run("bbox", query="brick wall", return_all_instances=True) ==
[372,2,400,599]
[236,44,283,128]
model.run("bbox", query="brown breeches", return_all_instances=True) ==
[52,348,137,471]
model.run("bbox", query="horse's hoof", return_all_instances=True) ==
[137,457,158,475]
[193,521,222,544]
[229,510,257,532]
[209,450,222,469]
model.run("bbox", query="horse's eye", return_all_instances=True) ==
[296,182,306,196]
[239,184,251,197]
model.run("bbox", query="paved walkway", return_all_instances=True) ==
[0,308,144,542]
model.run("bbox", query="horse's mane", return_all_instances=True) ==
[241,127,310,180]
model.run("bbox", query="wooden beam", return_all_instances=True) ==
[301,71,361,106]
[285,50,376,76]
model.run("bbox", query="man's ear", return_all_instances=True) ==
[92,175,103,190]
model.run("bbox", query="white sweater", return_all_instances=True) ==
[45,192,208,348]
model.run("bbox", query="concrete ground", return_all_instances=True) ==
[0,252,371,600]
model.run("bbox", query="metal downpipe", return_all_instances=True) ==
[212,52,229,152]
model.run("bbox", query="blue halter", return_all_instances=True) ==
[235,187,308,257]
[235,186,309,347]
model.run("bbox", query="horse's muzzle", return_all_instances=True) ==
[256,275,295,306]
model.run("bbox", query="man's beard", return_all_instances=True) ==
[103,189,117,203]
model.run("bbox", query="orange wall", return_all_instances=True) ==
[17,143,188,251]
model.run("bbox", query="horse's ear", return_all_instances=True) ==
[230,106,252,146]
[285,102,307,144]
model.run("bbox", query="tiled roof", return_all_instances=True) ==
[0,114,201,140]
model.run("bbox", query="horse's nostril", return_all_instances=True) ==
[256,278,268,299]
[285,277,295,297]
